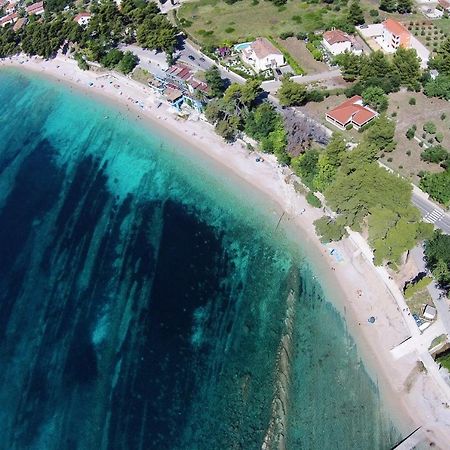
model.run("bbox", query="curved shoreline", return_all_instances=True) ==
[2,54,450,447]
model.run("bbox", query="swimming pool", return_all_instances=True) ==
[234,42,252,52]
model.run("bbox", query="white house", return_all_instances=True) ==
[74,12,91,26]
[241,37,284,72]
[381,18,411,52]
[0,11,17,27]
[322,29,362,55]
[26,1,45,15]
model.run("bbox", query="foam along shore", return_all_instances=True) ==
[2,53,450,447]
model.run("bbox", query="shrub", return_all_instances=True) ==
[436,132,444,143]
[406,150,411,156]
[407,126,416,140]
[306,192,322,208]
[225,27,235,33]
[279,31,294,40]
[391,112,397,117]
[441,113,447,120]
[423,121,437,134]
[387,157,393,162]
[370,9,379,16]
[409,97,416,105]
[292,15,303,23]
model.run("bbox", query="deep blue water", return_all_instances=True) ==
[0,69,401,449]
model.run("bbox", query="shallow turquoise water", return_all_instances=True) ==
[0,69,401,449]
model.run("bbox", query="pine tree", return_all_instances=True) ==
[397,0,413,14]
[380,0,397,12]
[347,0,365,25]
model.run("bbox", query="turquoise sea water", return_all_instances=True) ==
[0,69,401,449]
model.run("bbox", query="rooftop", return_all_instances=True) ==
[323,29,351,45]
[383,18,410,37]
[165,87,183,102]
[326,95,377,126]
[249,37,282,59]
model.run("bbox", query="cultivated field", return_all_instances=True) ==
[406,20,448,52]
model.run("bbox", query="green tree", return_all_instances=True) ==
[380,0,397,12]
[205,66,226,98]
[424,76,450,100]
[101,48,124,68]
[420,169,450,206]
[365,115,396,152]
[397,0,413,13]
[423,121,437,134]
[362,86,388,112]
[313,133,347,192]
[429,37,450,75]
[291,150,319,188]
[117,51,139,74]
[393,47,421,90]
[314,216,348,243]
[278,78,307,106]
[424,231,450,289]
[346,0,365,25]
[245,103,280,140]
[420,145,449,164]
[334,52,362,81]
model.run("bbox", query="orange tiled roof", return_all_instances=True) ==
[326,95,377,126]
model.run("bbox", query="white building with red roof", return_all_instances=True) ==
[0,11,17,27]
[322,29,362,56]
[241,37,284,72]
[26,1,45,15]
[326,96,378,131]
[74,12,91,26]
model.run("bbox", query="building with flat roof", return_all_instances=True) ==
[326,95,378,130]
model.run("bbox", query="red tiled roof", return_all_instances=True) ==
[323,29,351,45]
[438,0,450,9]
[326,95,377,126]
[383,18,408,36]
[0,11,17,25]
[74,12,90,21]
[26,1,44,13]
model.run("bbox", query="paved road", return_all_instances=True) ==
[411,190,450,234]
[262,69,342,93]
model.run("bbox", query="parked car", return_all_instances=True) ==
[199,57,205,62]
[275,68,282,76]
[188,55,195,61]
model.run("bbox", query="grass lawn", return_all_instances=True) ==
[381,92,450,184]
[404,289,433,317]
[177,0,344,47]
[277,37,329,74]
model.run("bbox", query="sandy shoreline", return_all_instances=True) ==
[2,53,450,447]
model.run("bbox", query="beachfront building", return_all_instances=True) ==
[326,95,378,130]
[241,37,284,72]
[322,29,362,56]
[74,12,91,26]
[26,1,45,15]
[0,11,17,27]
